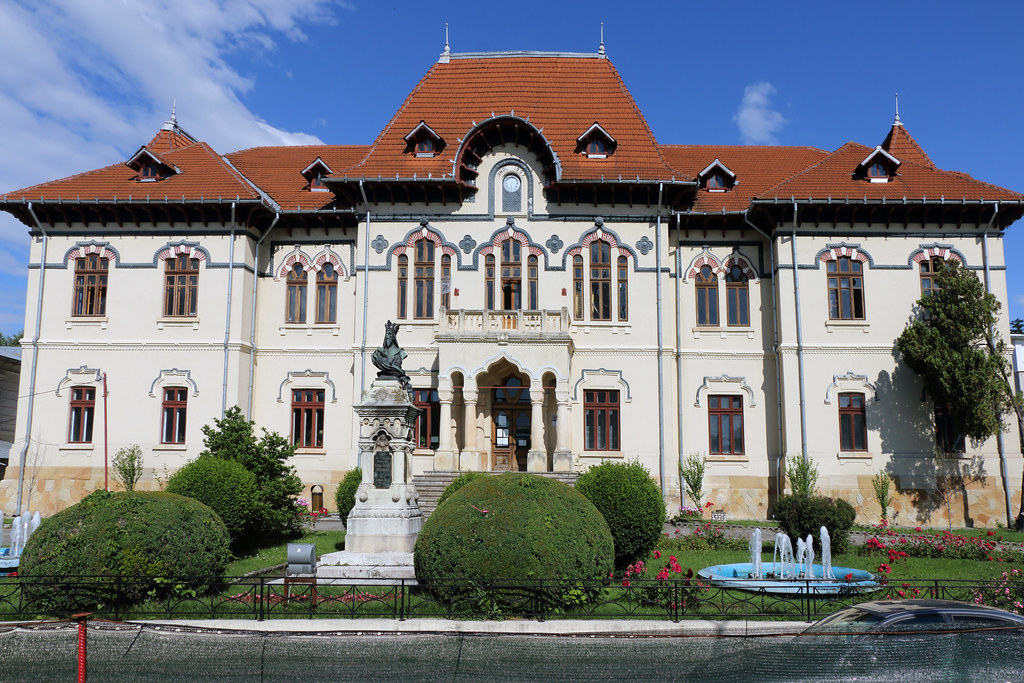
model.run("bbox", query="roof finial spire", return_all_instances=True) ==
[162,99,178,132]
[439,22,451,63]
[598,22,605,56]
[893,92,902,127]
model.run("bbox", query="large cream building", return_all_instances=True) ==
[2,47,1022,527]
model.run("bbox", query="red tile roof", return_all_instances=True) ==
[660,145,828,211]
[226,145,369,211]
[146,127,199,155]
[3,141,260,202]
[881,123,934,169]
[760,141,1023,202]
[340,54,680,182]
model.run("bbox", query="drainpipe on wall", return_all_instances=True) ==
[221,202,236,417]
[359,180,372,395]
[791,203,809,463]
[744,211,785,497]
[674,230,685,505]
[981,203,1013,526]
[655,183,667,497]
[16,202,48,515]
[246,211,280,420]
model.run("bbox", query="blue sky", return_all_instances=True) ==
[2,0,1023,335]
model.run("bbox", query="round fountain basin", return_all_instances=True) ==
[698,562,878,595]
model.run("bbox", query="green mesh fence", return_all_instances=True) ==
[1,621,1023,682]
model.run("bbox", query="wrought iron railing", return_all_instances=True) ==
[1,576,1020,622]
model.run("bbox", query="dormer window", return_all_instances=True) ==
[301,157,333,192]
[698,159,736,192]
[404,121,444,158]
[125,146,177,183]
[856,146,900,183]
[577,123,616,159]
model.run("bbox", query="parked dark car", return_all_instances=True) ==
[802,599,1024,638]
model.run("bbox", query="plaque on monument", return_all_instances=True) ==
[373,450,392,488]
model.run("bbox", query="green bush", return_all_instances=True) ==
[436,471,489,509]
[414,473,613,609]
[166,456,261,550]
[774,494,856,555]
[19,490,231,613]
[576,460,666,569]
[334,467,362,522]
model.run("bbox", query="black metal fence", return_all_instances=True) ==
[1,575,1021,622]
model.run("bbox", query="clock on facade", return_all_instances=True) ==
[502,174,521,193]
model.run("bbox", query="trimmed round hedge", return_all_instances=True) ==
[774,494,856,555]
[576,460,666,569]
[414,473,614,607]
[435,471,489,509]
[19,490,231,613]
[334,467,362,523]
[166,455,261,549]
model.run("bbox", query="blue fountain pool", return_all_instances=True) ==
[698,562,878,594]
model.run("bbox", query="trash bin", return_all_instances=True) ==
[286,543,316,575]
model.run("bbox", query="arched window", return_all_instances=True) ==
[441,254,451,310]
[590,240,611,320]
[725,265,749,326]
[695,265,718,326]
[416,138,435,156]
[527,255,539,310]
[868,161,888,179]
[501,239,521,310]
[73,254,108,317]
[316,263,337,324]
[397,254,408,319]
[617,255,628,321]
[827,257,865,320]
[586,139,606,157]
[286,263,307,323]
[706,173,727,190]
[485,254,495,310]
[164,254,200,317]
[919,256,945,296]
[572,255,584,319]
[414,239,434,319]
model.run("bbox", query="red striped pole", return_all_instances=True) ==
[73,613,90,683]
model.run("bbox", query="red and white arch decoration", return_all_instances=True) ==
[278,249,312,278]
[722,254,758,281]
[310,249,346,276]
[490,227,542,257]
[818,245,868,265]
[685,251,724,281]
[157,244,207,263]
[68,244,116,261]
[911,246,962,265]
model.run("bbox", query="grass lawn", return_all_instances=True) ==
[225,529,346,576]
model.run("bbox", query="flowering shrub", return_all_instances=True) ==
[676,505,704,520]
[860,523,1024,563]
[610,554,708,612]
[659,523,747,553]
[972,568,1024,614]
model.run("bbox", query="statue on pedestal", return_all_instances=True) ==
[371,320,411,391]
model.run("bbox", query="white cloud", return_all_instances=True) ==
[734,82,787,145]
[0,0,346,334]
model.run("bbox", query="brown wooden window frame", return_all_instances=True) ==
[164,254,200,318]
[934,403,965,455]
[412,388,441,450]
[708,395,744,455]
[527,255,539,311]
[414,239,434,319]
[696,265,719,326]
[440,254,451,310]
[285,263,308,324]
[584,389,620,451]
[485,254,495,310]
[572,254,584,319]
[838,392,867,452]
[291,389,325,449]
[827,257,865,320]
[617,255,628,321]
[397,254,408,319]
[501,239,522,310]
[315,263,338,324]
[919,256,946,297]
[72,255,108,317]
[161,387,188,444]
[590,240,611,321]
[68,385,96,444]
[726,265,749,327]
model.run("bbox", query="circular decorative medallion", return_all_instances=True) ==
[502,174,521,193]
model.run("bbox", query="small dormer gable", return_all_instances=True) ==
[301,157,333,192]
[403,120,444,157]
[856,146,900,183]
[125,147,178,182]
[698,158,736,191]
[576,122,616,158]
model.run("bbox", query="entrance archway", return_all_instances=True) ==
[492,375,531,471]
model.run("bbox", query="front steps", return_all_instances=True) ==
[411,470,580,518]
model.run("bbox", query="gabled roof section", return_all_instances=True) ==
[576,122,616,145]
[759,141,1023,202]
[125,147,179,179]
[660,145,828,211]
[4,137,260,202]
[856,146,900,171]
[340,54,679,183]
[403,121,443,145]
[226,145,370,211]
[698,158,736,180]
[300,156,334,178]
[881,122,935,169]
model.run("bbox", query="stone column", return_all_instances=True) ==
[460,387,480,471]
[527,388,547,472]
[553,387,573,472]
[432,388,456,471]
